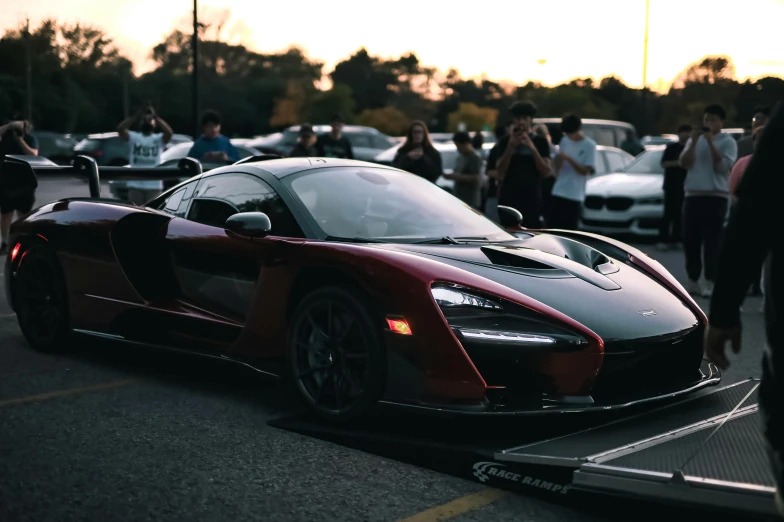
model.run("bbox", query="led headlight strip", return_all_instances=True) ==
[458,328,556,345]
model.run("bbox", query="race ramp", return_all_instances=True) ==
[270,378,778,519]
[496,378,778,518]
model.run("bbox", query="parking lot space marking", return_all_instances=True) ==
[0,379,136,409]
[395,488,507,522]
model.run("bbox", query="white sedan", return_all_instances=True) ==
[580,145,667,237]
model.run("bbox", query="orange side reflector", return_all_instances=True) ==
[386,317,412,335]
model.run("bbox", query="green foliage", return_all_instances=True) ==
[1,16,782,140]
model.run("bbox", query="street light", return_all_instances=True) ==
[642,0,650,88]
[192,0,200,137]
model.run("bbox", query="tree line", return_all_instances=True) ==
[1,14,783,138]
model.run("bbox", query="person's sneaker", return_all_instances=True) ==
[701,281,714,298]
[686,280,701,295]
[656,242,669,251]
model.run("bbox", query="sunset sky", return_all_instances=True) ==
[2,0,783,91]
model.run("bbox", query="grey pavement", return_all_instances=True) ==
[0,178,769,522]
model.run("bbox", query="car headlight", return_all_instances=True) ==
[636,197,663,205]
[430,284,586,349]
[431,286,502,311]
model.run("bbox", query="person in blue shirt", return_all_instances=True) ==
[186,110,239,163]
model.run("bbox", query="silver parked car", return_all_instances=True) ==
[247,125,397,162]
[580,145,667,237]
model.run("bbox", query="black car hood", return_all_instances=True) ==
[378,233,698,340]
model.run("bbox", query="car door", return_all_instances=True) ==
[345,132,377,161]
[164,172,304,331]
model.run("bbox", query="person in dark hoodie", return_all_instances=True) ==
[704,102,784,517]
[393,120,442,183]
[289,124,319,157]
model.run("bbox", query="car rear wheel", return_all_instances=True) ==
[287,286,386,421]
[15,246,71,352]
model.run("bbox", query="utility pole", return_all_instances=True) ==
[122,64,130,119]
[642,0,650,89]
[192,0,200,137]
[25,18,33,121]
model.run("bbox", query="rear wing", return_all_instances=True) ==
[1,155,203,198]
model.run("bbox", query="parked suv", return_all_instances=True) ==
[248,125,397,161]
[534,118,636,148]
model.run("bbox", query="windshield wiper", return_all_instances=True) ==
[323,235,392,244]
[415,236,489,244]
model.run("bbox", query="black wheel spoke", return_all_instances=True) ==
[327,302,333,339]
[341,368,362,392]
[297,364,330,379]
[333,371,343,409]
[313,373,331,405]
[336,316,355,344]
[306,312,329,341]
[344,352,368,360]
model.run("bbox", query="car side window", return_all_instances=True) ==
[372,136,391,149]
[347,133,372,148]
[160,181,198,217]
[594,152,608,175]
[188,173,304,237]
[606,151,629,172]
[614,128,628,148]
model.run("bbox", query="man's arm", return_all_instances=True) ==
[345,137,354,159]
[707,134,737,174]
[15,133,38,156]
[559,142,595,176]
[155,116,174,145]
[225,140,239,162]
[496,139,518,181]
[529,135,552,177]
[117,111,142,142]
[679,135,698,168]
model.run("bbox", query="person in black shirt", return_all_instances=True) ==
[0,118,39,254]
[657,124,692,250]
[289,124,319,157]
[316,114,353,159]
[704,102,784,517]
[392,120,442,183]
[486,102,551,228]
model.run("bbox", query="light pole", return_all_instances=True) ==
[192,0,200,137]
[642,0,650,89]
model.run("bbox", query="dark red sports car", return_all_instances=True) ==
[4,155,719,420]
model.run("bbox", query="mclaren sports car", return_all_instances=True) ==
[3,155,720,420]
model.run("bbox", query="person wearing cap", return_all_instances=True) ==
[289,124,319,157]
[486,101,551,228]
[316,115,353,159]
[444,131,482,209]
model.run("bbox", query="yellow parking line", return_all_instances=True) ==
[0,379,135,408]
[396,489,507,522]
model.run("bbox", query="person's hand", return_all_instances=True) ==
[508,127,524,148]
[703,324,742,370]
[520,132,534,149]
[408,148,423,160]
[703,129,713,142]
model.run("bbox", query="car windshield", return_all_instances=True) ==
[285,166,515,243]
[620,149,664,174]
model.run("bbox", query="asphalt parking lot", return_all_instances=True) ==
[0,178,768,522]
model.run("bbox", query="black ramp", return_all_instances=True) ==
[497,379,758,466]
[606,408,776,487]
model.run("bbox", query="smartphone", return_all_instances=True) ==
[701,126,710,132]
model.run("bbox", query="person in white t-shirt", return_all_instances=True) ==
[117,103,173,205]
[548,114,597,229]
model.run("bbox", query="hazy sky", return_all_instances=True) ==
[3,0,784,90]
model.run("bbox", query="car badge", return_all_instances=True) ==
[639,310,657,317]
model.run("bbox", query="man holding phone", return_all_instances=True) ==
[679,104,738,298]
[486,101,551,228]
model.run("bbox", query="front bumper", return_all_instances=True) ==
[382,359,720,416]
[580,205,663,237]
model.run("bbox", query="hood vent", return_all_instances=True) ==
[481,247,558,270]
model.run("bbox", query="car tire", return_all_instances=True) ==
[14,246,71,352]
[286,286,386,422]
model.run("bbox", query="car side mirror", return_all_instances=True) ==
[225,212,272,238]
[497,205,523,228]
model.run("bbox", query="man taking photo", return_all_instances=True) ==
[486,102,551,228]
[678,104,738,297]
[117,103,174,205]
[0,117,39,255]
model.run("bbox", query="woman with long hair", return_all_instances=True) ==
[393,120,442,183]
